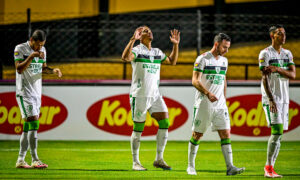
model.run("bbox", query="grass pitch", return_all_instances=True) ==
[0,141,299,179]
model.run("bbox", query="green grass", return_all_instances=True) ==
[0,141,300,179]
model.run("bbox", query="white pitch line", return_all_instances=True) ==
[0,148,298,152]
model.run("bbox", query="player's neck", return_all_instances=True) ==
[141,41,152,50]
[272,42,282,54]
[210,48,219,60]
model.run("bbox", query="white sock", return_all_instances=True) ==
[266,134,281,166]
[155,129,168,161]
[17,132,28,162]
[131,131,142,164]
[221,144,233,169]
[188,142,199,168]
[272,141,281,167]
[28,130,39,162]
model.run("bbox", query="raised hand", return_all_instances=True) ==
[132,27,143,41]
[170,29,180,45]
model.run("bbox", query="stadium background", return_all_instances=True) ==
[0,0,300,179]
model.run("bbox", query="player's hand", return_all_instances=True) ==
[170,29,180,45]
[269,99,277,113]
[39,52,45,59]
[131,27,143,41]
[30,51,41,58]
[207,92,218,102]
[53,68,62,78]
[265,66,278,73]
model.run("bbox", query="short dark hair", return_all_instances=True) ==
[269,24,284,34]
[214,33,231,43]
[31,29,46,41]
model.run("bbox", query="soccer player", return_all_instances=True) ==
[259,25,296,178]
[14,29,62,168]
[121,26,180,171]
[187,33,245,176]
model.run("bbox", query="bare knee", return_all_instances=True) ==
[218,129,230,139]
[192,131,203,141]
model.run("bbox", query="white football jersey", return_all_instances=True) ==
[14,41,46,98]
[259,46,294,104]
[130,43,166,97]
[193,51,228,109]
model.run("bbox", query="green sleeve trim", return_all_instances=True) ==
[193,68,203,72]
[14,58,24,61]
[259,66,265,70]
[132,51,137,59]
[288,63,295,66]
[161,55,167,62]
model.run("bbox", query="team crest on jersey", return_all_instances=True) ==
[260,59,265,63]
[216,67,221,73]
[14,51,19,56]
[279,60,284,67]
[150,56,154,62]
[195,63,199,67]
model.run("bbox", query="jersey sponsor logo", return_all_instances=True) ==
[14,51,19,56]
[227,94,300,136]
[0,92,68,134]
[86,94,188,136]
[260,59,265,63]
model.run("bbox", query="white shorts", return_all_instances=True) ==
[16,95,41,119]
[130,95,168,122]
[263,103,289,130]
[192,106,230,133]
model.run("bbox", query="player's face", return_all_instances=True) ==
[30,39,45,51]
[273,28,286,45]
[217,40,230,56]
[140,27,153,41]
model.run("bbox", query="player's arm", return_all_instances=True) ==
[266,64,296,80]
[42,63,62,77]
[261,68,277,113]
[122,27,143,62]
[192,71,218,102]
[15,51,40,74]
[163,29,180,65]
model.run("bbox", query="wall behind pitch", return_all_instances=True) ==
[0,84,299,141]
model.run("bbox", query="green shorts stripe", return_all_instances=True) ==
[131,97,136,120]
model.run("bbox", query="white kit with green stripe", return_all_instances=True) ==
[130,43,167,97]
[259,46,295,105]
[193,51,228,109]
[14,41,46,98]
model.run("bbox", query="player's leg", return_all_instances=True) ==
[187,131,202,175]
[150,96,171,170]
[15,96,31,168]
[27,98,47,168]
[213,109,245,175]
[263,103,284,178]
[130,96,147,170]
[187,106,210,175]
